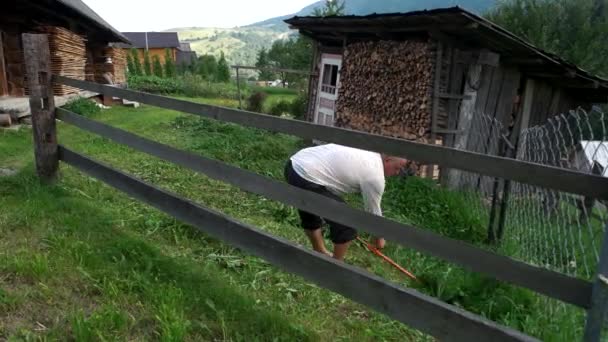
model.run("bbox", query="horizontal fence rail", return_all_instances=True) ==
[56,108,593,308]
[58,146,538,342]
[54,76,608,201]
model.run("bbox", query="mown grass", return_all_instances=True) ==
[0,98,587,341]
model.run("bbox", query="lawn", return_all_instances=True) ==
[0,97,587,341]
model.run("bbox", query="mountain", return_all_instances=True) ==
[169,26,289,66]
[171,0,497,67]
[247,0,497,31]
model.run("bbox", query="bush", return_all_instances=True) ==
[247,92,267,113]
[251,86,296,96]
[290,93,308,120]
[127,75,181,94]
[127,75,247,99]
[268,100,291,117]
[62,98,101,117]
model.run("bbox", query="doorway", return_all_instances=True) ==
[314,54,342,126]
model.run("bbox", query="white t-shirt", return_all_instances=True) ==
[291,144,385,216]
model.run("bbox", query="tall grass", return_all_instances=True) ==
[0,103,589,341]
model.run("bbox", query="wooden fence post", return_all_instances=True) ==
[23,33,57,183]
[584,222,608,341]
[235,66,242,109]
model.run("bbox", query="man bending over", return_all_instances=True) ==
[284,143,408,260]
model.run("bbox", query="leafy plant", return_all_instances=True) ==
[164,48,176,78]
[130,48,143,76]
[312,0,346,16]
[127,53,136,76]
[247,92,267,113]
[268,100,291,117]
[143,50,152,76]
[153,55,164,78]
[290,93,309,120]
[487,0,608,76]
[62,97,101,117]
[198,54,218,81]
[216,51,231,83]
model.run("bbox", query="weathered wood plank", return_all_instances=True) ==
[0,31,8,96]
[428,41,444,178]
[518,79,536,147]
[584,222,608,342]
[447,60,482,188]
[53,76,608,200]
[56,108,594,308]
[58,146,539,342]
[23,34,57,183]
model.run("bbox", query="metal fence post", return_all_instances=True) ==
[584,222,608,341]
[22,33,57,183]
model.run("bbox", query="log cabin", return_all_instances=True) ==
[0,0,129,99]
[286,7,608,182]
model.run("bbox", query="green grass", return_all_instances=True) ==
[0,97,588,341]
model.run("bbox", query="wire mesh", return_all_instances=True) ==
[501,107,607,280]
[441,114,511,241]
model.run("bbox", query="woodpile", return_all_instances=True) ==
[335,40,434,142]
[95,47,127,84]
[37,26,87,95]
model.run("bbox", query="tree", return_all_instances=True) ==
[130,49,143,76]
[267,36,313,86]
[143,50,152,76]
[164,48,176,78]
[312,0,346,16]
[486,0,608,77]
[216,51,231,83]
[198,54,218,81]
[127,52,136,76]
[152,55,163,78]
[255,48,275,80]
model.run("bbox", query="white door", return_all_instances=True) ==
[315,54,342,126]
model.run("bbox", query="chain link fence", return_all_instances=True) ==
[502,107,607,280]
[441,107,607,280]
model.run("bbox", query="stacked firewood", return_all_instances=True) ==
[37,26,87,95]
[101,47,127,84]
[335,40,434,141]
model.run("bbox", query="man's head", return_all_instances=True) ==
[381,155,409,177]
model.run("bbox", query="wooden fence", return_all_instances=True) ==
[23,33,608,341]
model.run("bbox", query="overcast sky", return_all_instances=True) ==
[83,0,318,31]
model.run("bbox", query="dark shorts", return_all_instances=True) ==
[284,160,357,244]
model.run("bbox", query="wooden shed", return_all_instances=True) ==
[286,7,608,180]
[0,0,129,97]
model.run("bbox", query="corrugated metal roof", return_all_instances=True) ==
[285,7,608,96]
[117,32,181,49]
[56,0,129,43]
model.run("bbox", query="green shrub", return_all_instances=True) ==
[268,100,291,117]
[152,56,163,78]
[251,86,296,96]
[62,98,101,117]
[127,75,246,99]
[127,75,181,94]
[247,92,267,113]
[290,93,308,120]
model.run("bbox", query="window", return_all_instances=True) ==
[321,64,339,94]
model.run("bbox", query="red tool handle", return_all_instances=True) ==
[357,237,418,281]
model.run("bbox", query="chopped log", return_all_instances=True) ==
[335,40,434,144]
[0,114,11,127]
